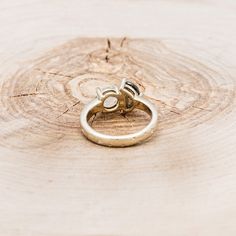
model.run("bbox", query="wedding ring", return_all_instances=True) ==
[80,79,158,147]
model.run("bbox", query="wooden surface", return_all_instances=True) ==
[0,0,236,235]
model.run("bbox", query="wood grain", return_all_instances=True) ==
[0,1,236,236]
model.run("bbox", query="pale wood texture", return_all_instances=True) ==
[0,1,236,235]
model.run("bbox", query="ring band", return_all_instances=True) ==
[80,79,158,147]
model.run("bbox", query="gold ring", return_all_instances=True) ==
[80,79,158,147]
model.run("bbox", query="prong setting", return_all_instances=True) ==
[120,78,141,96]
[97,79,142,113]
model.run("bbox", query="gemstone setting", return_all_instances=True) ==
[96,79,141,113]
[124,80,140,95]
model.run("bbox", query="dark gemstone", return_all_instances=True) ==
[125,81,140,95]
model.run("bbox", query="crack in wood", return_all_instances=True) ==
[105,38,111,63]
[192,105,212,112]
[56,101,80,119]
[35,68,74,78]
[9,92,46,98]
[120,37,127,47]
